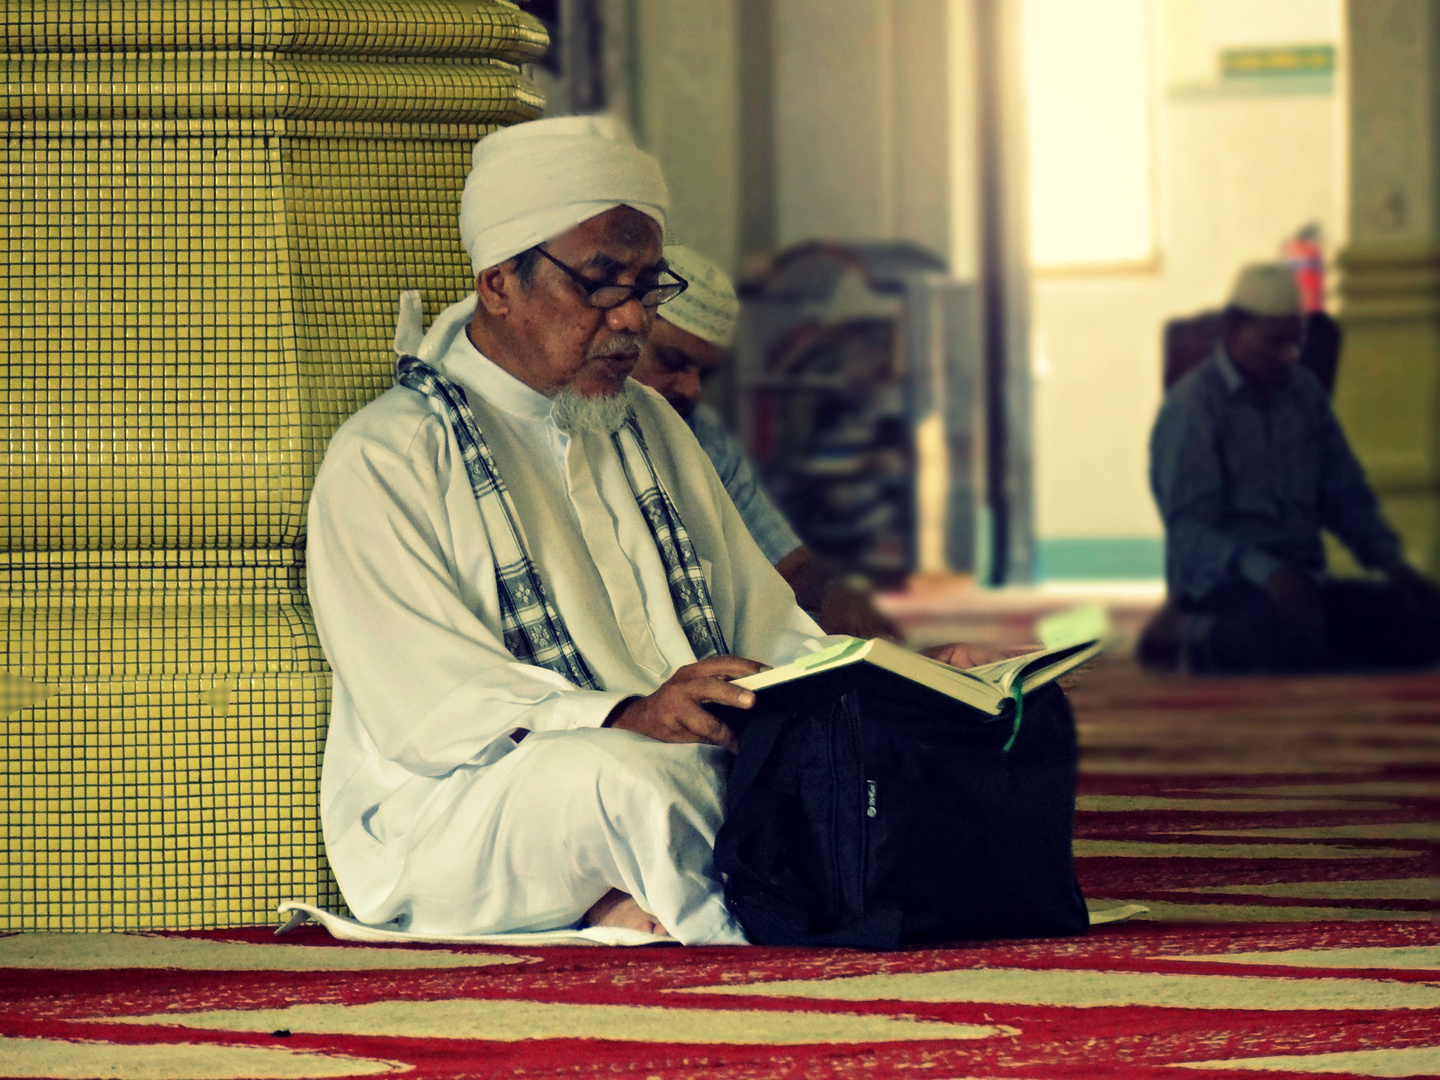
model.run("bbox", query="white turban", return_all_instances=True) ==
[460,114,668,276]
[403,115,670,364]
[1228,263,1302,317]
[659,245,738,347]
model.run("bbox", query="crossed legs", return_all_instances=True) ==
[379,726,747,944]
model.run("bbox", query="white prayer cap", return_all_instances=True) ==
[659,245,739,347]
[1227,262,1303,317]
[459,115,668,275]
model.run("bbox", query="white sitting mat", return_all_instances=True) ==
[276,901,673,947]
[279,900,1146,946]
[1086,903,1150,925]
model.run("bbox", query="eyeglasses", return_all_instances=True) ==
[532,246,689,310]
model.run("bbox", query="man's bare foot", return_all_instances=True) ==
[581,889,669,937]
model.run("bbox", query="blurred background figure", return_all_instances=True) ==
[1160,224,1344,403]
[631,244,901,640]
[1143,263,1440,674]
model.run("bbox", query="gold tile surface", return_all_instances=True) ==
[2,1,548,61]
[3,1,546,929]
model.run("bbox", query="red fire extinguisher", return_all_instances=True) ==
[1282,223,1325,313]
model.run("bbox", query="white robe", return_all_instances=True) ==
[306,326,827,943]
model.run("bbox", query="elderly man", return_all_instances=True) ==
[1148,263,1440,674]
[307,116,989,944]
[629,244,899,640]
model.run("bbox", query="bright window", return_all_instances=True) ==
[1021,0,1155,269]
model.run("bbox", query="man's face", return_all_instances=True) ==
[629,317,729,419]
[499,205,665,398]
[1225,314,1304,387]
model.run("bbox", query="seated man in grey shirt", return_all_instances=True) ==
[630,245,899,640]
[1149,262,1440,674]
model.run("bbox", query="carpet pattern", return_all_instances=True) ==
[2,610,1437,1078]
[1,920,1437,1078]
[1072,664,1439,925]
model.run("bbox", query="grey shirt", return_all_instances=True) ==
[687,403,802,566]
[1149,347,1402,602]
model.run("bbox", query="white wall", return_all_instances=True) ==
[770,0,959,266]
[1031,0,1345,544]
[629,0,742,270]
[622,0,963,274]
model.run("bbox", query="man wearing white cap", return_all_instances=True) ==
[1148,262,1440,674]
[306,116,1000,943]
[630,244,900,640]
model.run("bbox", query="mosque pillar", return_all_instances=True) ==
[1,2,544,929]
[1337,0,1440,573]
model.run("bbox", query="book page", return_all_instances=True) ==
[734,636,1006,712]
[965,640,1099,694]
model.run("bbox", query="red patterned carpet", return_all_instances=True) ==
[2,587,1437,1079]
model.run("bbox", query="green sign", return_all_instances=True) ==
[1221,44,1335,78]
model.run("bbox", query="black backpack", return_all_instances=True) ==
[713,676,1089,948]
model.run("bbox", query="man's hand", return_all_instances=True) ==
[1386,561,1440,607]
[605,655,768,752]
[922,641,1035,669]
[1264,566,1326,638]
[776,549,902,640]
[816,579,903,641]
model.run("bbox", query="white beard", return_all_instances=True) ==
[550,382,633,436]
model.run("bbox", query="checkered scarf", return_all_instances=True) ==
[396,356,727,690]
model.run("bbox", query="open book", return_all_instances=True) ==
[732,636,1106,717]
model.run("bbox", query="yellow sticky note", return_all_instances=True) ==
[795,636,868,671]
[1036,603,1111,649]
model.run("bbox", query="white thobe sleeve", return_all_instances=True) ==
[306,411,633,778]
